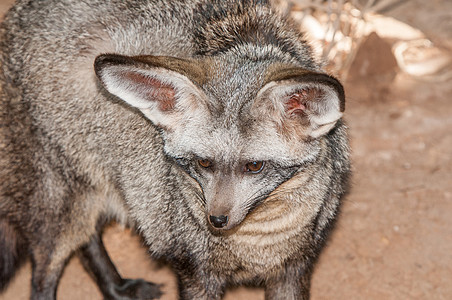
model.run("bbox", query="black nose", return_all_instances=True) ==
[209,215,229,228]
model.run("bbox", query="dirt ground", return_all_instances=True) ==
[1,1,451,299]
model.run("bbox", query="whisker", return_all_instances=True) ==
[243,184,316,213]
[242,192,272,213]
[193,189,206,206]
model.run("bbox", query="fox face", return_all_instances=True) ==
[95,53,344,231]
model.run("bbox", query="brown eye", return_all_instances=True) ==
[244,161,265,174]
[198,159,212,169]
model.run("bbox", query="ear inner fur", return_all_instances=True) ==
[285,88,324,115]
[264,66,345,112]
[256,69,345,139]
[121,71,176,111]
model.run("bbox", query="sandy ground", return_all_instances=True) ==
[1,0,451,299]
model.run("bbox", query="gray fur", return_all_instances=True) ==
[0,0,350,299]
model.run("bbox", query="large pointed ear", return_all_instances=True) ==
[258,66,345,139]
[94,54,209,129]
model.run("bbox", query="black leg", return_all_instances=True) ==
[265,262,312,300]
[78,233,162,300]
[30,244,70,300]
[176,267,226,300]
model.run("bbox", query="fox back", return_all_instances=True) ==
[0,0,350,299]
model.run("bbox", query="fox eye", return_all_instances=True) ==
[244,161,265,174]
[198,159,213,169]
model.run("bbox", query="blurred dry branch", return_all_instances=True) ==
[273,0,452,82]
[287,0,406,78]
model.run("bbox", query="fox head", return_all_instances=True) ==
[94,53,344,231]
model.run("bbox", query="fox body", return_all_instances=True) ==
[0,0,350,299]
